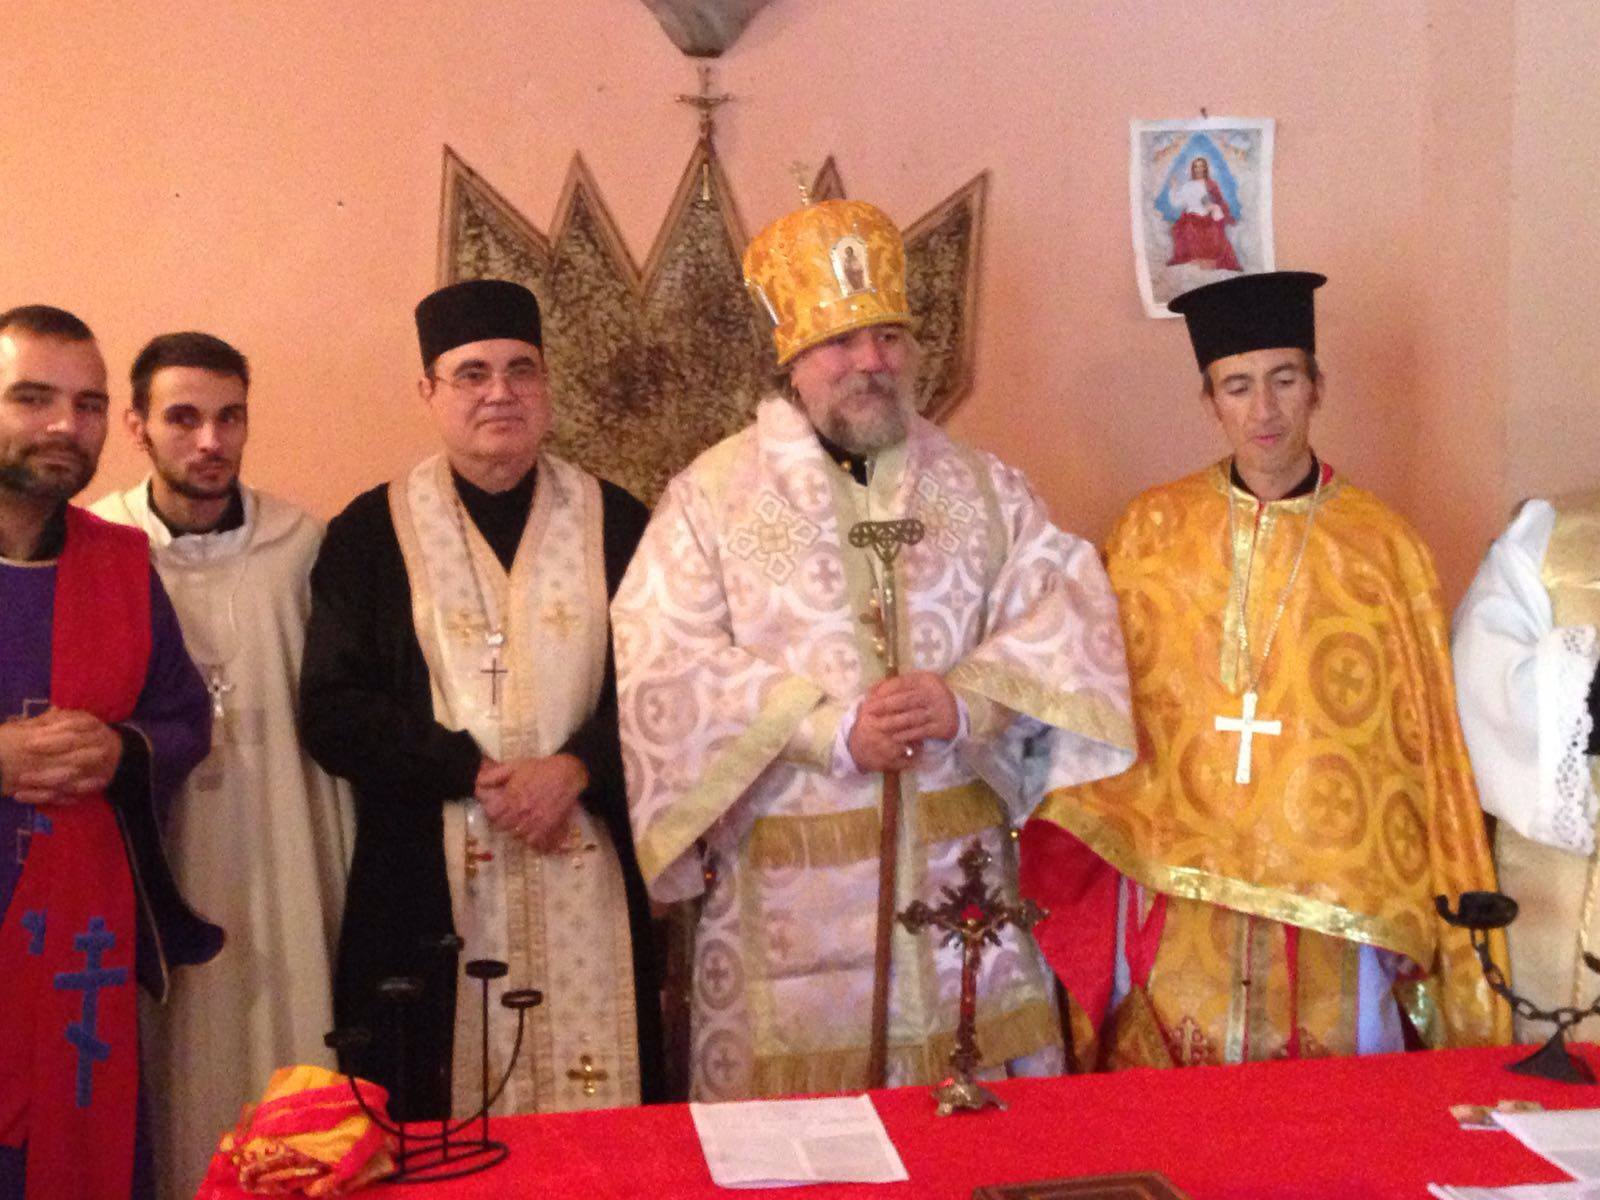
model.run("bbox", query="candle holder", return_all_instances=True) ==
[1436,890,1599,1085]
[325,936,543,1182]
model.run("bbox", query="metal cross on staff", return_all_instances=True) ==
[900,840,1046,1115]
[848,515,924,1089]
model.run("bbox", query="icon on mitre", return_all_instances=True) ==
[830,235,872,296]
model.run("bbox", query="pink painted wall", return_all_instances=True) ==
[0,1,1585,600]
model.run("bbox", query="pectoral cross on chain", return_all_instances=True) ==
[204,667,235,723]
[482,631,507,712]
[1214,689,1282,785]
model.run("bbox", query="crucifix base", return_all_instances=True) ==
[932,1074,1007,1117]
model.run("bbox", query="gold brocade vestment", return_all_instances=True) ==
[1035,463,1509,1067]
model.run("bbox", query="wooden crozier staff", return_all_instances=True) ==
[849,515,925,1088]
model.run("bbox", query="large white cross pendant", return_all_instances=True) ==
[1213,690,1281,785]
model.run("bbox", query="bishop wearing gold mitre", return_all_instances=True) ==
[615,198,1135,1100]
[1022,271,1510,1068]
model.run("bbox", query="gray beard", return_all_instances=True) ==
[813,374,914,454]
[821,403,906,454]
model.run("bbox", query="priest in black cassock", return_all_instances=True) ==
[300,279,660,1117]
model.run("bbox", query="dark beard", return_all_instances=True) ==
[157,461,238,501]
[0,452,92,502]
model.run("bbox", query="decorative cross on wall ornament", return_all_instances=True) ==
[900,840,1046,1115]
[675,65,733,140]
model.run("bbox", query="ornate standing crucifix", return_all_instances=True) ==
[900,840,1046,1115]
[848,516,924,1089]
[1213,689,1281,785]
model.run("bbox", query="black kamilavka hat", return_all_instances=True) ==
[414,279,541,368]
[1168,271,1327,370]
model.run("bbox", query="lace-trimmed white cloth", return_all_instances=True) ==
[1452,499,1600,856]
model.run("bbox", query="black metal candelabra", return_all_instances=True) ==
[324,935,543,1183]
[1436,890,1600,1084]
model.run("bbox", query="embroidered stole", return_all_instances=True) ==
[389,455,639,1114]
[0,508,148,1200]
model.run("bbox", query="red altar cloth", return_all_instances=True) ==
[202,1045,1591,1198]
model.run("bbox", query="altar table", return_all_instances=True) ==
[233,1045,1599,1198]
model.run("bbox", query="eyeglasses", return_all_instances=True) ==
[430,362,545,399]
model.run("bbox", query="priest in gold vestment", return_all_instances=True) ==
[615,199,1136,1100]
[1026,271,1509,1069]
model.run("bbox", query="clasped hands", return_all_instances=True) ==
[0,708,123,805]
[474,752,589,851]
[846,670,960,774]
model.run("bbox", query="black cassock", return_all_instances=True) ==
[299,466,661,1117]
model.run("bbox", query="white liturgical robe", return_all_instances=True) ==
[93,481,354,1198]
[1454,493,1600,1040]
[614,398,1135,1100]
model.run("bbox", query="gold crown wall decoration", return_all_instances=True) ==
[437,130,986,503]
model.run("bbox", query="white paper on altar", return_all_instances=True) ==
[689,1094,910,1188]
[1493,1109,1600,1179]
[1429,1184,1600,1199]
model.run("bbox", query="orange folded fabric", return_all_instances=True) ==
[197,1065,396,1197]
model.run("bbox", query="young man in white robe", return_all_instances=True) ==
[1453,492,1600,1040]
[614,198,1136,1100]
[92,332,353,1200]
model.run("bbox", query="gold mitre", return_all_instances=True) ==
[742,199,912,365]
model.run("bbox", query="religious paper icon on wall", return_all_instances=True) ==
[830,234,873,296]
[1129,116,1276,318]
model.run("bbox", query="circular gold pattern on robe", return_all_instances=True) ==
[1119,586,1164,681]
[1117,492,1185,563]
[1391,685,1426,766]
[1309,630,1383,727]
[1283,752,1371,851]
[1381,789,1429,882]
[1176,730,1248,823]
[697,938,745,1011]
[1325,553,1390,613]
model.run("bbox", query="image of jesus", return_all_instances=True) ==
[1164,156,1242,272]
